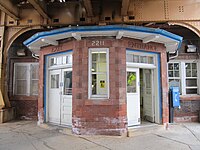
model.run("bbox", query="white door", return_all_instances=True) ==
[127,68,140,126]
[49,69,61,124]
[61,69,72,126]
[143,69,154,122]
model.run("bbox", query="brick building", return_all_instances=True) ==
[23,25,182,135]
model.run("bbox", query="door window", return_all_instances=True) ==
[51,74,59,88]
[63,71,72,95]
[127,72,137,93]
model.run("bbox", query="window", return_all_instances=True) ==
[168,61,199,95]
[168,63,181,91]
[49,54,72,67]
[89,48,109,98]
[14,63,39,96]
[185,63,197,94]
[126,53,155,64]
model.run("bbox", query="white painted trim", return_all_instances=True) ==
[142,35,159,43]
[126,62,156,69]
[126,51,160,124]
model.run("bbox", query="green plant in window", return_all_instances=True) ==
[128,73,136,86]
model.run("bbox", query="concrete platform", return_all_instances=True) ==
[0,121,200,150]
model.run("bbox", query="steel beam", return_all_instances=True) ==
[83,0,93,17]
[27,0,50,19]
[0,1,19,20]
[121,0,130,16]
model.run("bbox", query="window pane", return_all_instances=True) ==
[174,71,179,77]
[63,71,72,95]
[51,74,59,88]
[140,56,147,63]
[92,53,97,61]
[100,53,106,62]
[31,64,39,79]
[168,63,173,70]
[16,80,27,95]
[148,57,154,64]
[186,69,191,77]
[126,54,133,62]
[168,71,173,77]
[186,89,197,94]
[192,69,197,77]
[133,55,139,63]
[68,55,72,64]
[31,80,38,95]
[92,62,96,72]
[98,62,106,72]
[92,74,97,94]
[186,63,191,69]
[169,79,180,88]
[50,58,56,66]
[174,63,179,70]
[15,66,28,79]
[127,72,136,93]
[92,74,107,95]
[186,79,197,87]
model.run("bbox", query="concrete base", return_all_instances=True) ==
[0,107,15,123]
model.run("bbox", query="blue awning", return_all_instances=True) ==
[24,25,183,54]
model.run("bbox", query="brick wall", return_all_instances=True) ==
[39,38,168,135]
[174,99,200,122]
[10,100,38,120]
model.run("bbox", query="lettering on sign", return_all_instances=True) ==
[51,45,63,53]
[128,41,157,51]
[91,40,105,46]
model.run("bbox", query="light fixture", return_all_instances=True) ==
[186,45,197,53]
[17,49,26,56]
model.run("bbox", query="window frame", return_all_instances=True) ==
[168,60,199,95]
[88,48,109,99]
[13,62,39,96]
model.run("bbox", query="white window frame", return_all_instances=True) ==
[13,62,39,96]
[88,48,109,99]
[168,60,199,95]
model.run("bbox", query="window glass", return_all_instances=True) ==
[90,49,108,98]
[168,63,181,93]
[14,63,39,96]
[168,62,198,95]
[51,74,59,88]
[126,53,154,64]
[49,54,72,67]
[63,71,72,95]
[127,72,136,93]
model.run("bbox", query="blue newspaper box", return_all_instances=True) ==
[170,87,180,108]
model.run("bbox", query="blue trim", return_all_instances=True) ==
[126,49,162,123]
[43,50,73,122]
[44,56,47,122]
[157,54,162,123]
[23,25,183,48]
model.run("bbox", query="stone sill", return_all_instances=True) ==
[180,95,200,101]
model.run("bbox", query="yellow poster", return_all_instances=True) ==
[100,80,105,88]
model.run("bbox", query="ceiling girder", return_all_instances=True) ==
[83,0,93,17]
[27,0,50,19]
[0,1,19,20]
[121,0,130,16]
